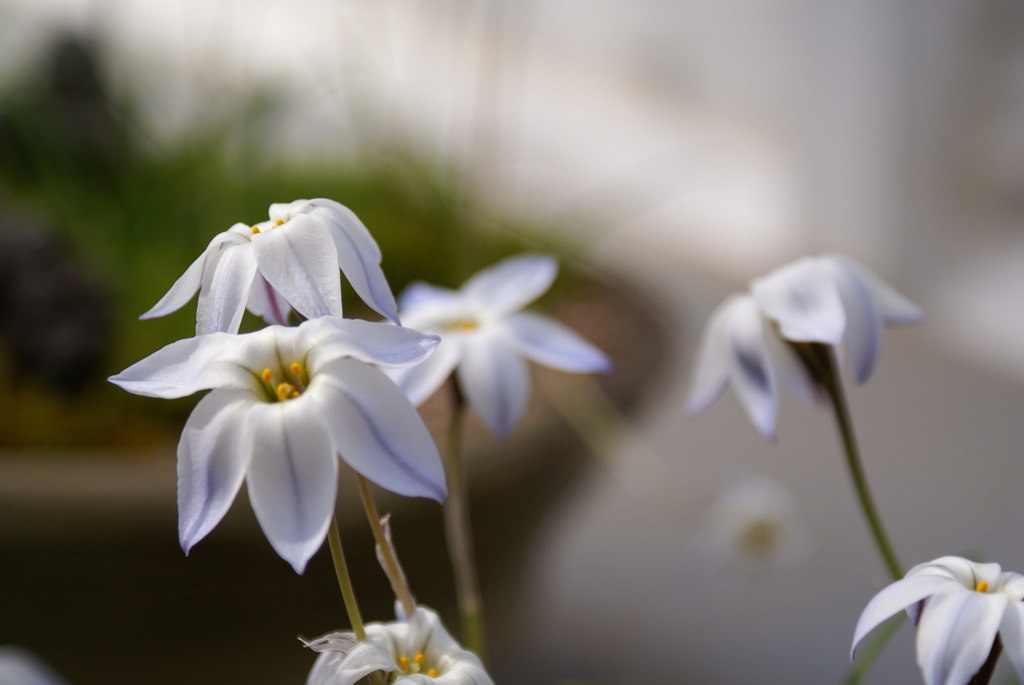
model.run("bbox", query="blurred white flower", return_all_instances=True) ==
[141,198,399,334]
[686,253,922,437]
[304,606,493,685]
[693,475,808,571]
[852,556,1024,685]
[388,253,611,438]
[109,317,445,573]
[0,647,71,685]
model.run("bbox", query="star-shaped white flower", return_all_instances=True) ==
[685,253,923,437]
[109,317,446,573]
[387,253,612,438]
[304,606,493,685]
[141,198,399,334]
[852,556,1024,685]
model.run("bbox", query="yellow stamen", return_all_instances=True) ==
[977,581,989,593]
[275,218,285,226]
[414,653,425,665]
[290,362,304,376]
[261,368,273,383]
[398,656,409,670]
[446,320,479,333]
[276,383,296,402]
[251,226,261,234]
[426,668,437,677]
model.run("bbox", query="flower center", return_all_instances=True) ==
[257,361,308,402]
[396,652,438,678]
[251,218,286,235]
[444,318,479,333]
[738,517,779,558]
[976,581,989,593]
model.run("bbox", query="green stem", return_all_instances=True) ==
[355,473,417,619]
[444,379,486,659]
[327,515,367,641]
[817,344,903,581]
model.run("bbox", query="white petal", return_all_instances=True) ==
[302,318,440,369]
[851,574,960,659]
[140,229,247,320]
[825,253,924,325]
[311,359,447,502]
[246,273,292,326]
[723,296,779,438]
[305,639,396,685]
[916,589,1006,685]
[398,281,460,313]
[824,257,883,383]
[456,334,530,438]
[196,240,258,334]
[310,200,399,324]
[684,295,736,418]
[386,335,462,406]
[762,323,818,405]
[253,215,343,321]
[244,401,338,573]
[177,390,253,552]
[463,254,558,319]
[751,256,846,344]
[501,311,611,373]
[108,333,248,398]
[999,600,1024,681]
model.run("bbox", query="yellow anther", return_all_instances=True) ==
[251,226,261,234]
[276,383,297,402]
[398,656,409,670]
[977,581,989,593]
[426,668,437,677]
[290,362,304,376]
[414,653,425,665]
[275,218,285,226]
[261,368,273,383]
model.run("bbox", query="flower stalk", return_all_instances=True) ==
[355,473,417,618]
[444,378,486,659]
[327,516,367,641]
[799,342,902,581]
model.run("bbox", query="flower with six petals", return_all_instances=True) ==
[851,555,1024,685]
[109,317,446,573]
[387,253,611,438]
[141,198,399,334]
[304,606,493,685]
[685,253,923,437]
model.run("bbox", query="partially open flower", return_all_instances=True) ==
[686,253,922,437]
[852,556,1024,685]
[141,198,399,334]
[304,606,493,685]
[109,317,445,573]
[387,253,611,438]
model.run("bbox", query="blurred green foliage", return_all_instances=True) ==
[0,35,538,449]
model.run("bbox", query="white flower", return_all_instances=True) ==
[851,556,1024,685]
[304,606,493,685]
[108,317,446,573]
[693,475,808,571]
[141,198,399,334]
[387,253,611,438]
[685,253,923,437]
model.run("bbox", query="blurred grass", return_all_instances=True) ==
[0,36,542,450]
